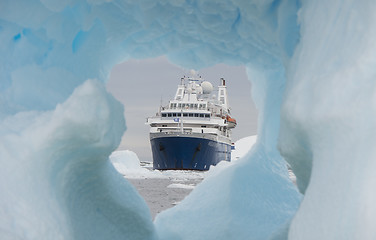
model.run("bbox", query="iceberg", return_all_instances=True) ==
[110,150,149,176]
[0,79,156,239]
[231,135,257,161]
[0,0,374,239]
[279,1,376,239]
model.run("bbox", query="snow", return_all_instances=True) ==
[1,0,374,239]
[231,135,257,160]
[109,150,151,177]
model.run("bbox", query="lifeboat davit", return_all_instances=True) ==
[226,115,237,128]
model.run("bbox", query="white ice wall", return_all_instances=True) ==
[279,1,376,239]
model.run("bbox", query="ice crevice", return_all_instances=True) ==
[1,0,375,239]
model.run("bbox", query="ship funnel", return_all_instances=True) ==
[220,78,226,86]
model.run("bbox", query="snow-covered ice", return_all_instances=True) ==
[110,150,151,177]
[231,135,257,160]
[1,0,376,239]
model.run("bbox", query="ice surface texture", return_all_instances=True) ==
[279,1,376,239]
[1,0,373,239]
[0,80,156,239]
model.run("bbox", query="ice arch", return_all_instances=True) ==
[2,0,374,239]
[1,1,301,239]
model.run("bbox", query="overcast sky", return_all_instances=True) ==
[106,56,258,162]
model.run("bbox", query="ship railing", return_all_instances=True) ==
[157,128,193,134]
[156,129,219,136]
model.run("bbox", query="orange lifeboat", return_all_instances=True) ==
[226,115,237,128]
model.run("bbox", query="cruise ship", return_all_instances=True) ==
[146,75,236,170]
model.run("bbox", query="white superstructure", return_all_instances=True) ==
[146,76,236,144]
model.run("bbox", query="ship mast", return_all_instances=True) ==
[218,78,229,113]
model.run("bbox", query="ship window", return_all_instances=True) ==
[199,114,204,118]
[178,103,181,108]
[190,104,194,108]
[201,125,207,128]
[194,104,198,109]
[194,113,199,117]
[162,113,167,117]
[220,89,224,95]
[199,104,206,109]
[189,113,193,117]
[205,114,210,118]
[177,113,181,117]
[162,125,167,127]
[183,113,188,117]
[168,113,172,117]
[220,97,225,104]
[173,113,177,117]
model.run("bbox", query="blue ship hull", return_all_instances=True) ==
[151,136,231,170]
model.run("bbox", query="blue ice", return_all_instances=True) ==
[1,0,375,239]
